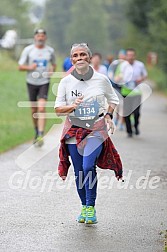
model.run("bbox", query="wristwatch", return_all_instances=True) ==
[105,112,113,120]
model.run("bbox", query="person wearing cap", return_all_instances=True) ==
[18,28,56,146]
[54,43,123,224]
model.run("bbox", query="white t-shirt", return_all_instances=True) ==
[54,69,119,113]
[122,60,148,83]
[55,68,119,144]
[18,44,56,85]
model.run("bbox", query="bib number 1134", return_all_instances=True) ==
[74,101,99,119]
[78,106,95,115]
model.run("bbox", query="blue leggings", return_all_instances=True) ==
[67,137,103,206]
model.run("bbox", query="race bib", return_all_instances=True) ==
[34,59,48,67]
[74,101,99,120]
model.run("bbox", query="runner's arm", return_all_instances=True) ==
[18,47,37,71]
[18,64,37,71]
[55,96,83,116]
[55,104,77,116]
[136,63,148,84]
[49,48,56,74]
[48,63,56,75]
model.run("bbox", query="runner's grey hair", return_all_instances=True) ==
[70,43,92,57]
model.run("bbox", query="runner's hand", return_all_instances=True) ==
[104,115,116,134]
[73,96,84,107]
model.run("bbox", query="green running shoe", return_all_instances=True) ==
[35,136,44,147]
[85,206,97,224]
[77,205,86,223]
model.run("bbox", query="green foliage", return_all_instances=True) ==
[103,0,128,52]
[120,24,151,60]
[0,0,33,38]
[126,0,167,88]
[44,0,75,53]
[0,52,62,153]
[43,0,167,90]
[1,0,167,90]
[66,0,109,53]
[147,66,167,91]
[44,0,109,54]
[127,0,158,34]
[148,0,167,70]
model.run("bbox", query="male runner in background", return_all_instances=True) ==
[18,28,56,146]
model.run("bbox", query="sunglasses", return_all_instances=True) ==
[71,43,88,48]
[34,29,46,35]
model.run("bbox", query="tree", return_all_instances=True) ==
[44,0,109,54]
[103,0,129,53]
[44,0,75,53]
[127,0,167,70]
[0,0,33,38]
[149,0,167,70]
[66,0,109,54]
[127,0,158,34]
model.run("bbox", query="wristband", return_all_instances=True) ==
[106,112,113,120]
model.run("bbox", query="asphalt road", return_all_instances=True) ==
[0,93,167,252]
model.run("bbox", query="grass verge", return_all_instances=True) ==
[0,51,63,153]
[147,65,167,94]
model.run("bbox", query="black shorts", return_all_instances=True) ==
[27,83,49,101]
